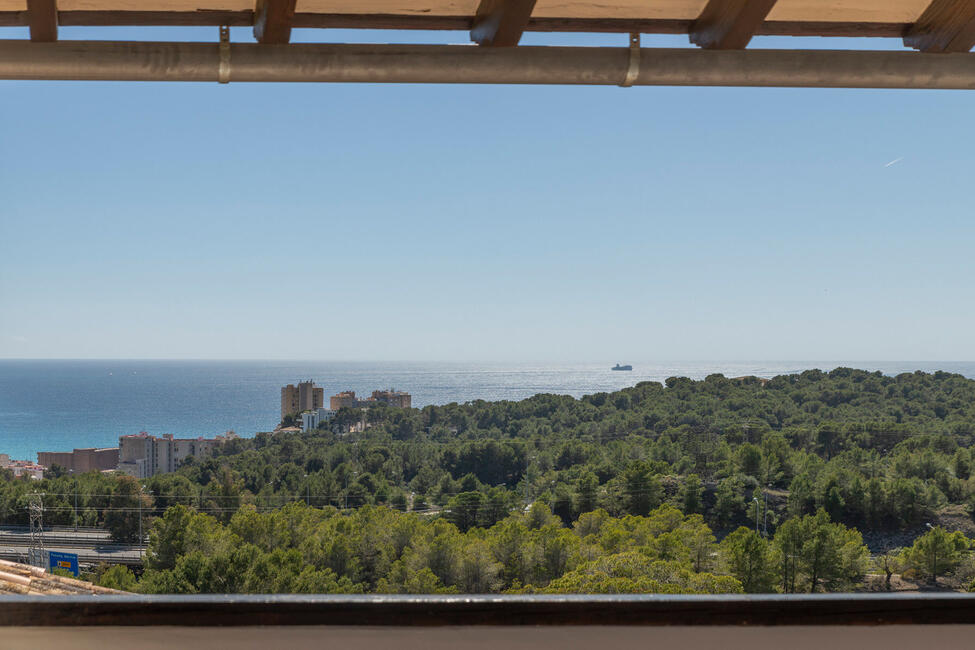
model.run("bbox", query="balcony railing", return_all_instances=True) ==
[2,593,975,649]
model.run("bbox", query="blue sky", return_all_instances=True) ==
[1,27,974,361]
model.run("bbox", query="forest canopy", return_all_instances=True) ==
[5,368,975,594]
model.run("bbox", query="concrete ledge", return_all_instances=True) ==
[2,594,975,627]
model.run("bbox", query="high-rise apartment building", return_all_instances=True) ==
[117,431,237,479]
[369,389,411,408]
[281,380,324,419]
[330,389,411,410]
[330,390,359,410]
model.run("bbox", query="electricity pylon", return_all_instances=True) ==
[28,492,45,568]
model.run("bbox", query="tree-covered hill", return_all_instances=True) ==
[174,367,975,536]
[6,367,975,594]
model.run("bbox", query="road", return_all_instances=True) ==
[0,526,145,567]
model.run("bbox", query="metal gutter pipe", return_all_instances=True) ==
[1,41,974,88]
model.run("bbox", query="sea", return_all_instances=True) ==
[1,360,974,462]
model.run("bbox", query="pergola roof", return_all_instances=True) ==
[0,559,125,595]
[2,0,974,50]
[0,0,941,20]
[2,1,975,86]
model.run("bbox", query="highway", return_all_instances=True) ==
[0,526,145,567]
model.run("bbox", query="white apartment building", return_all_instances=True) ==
[301,408,337,432]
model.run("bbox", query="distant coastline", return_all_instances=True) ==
[2,360,975,461]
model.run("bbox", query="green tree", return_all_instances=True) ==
[773,515,804,593]
[477,487,511,528]
[622,462,662,516]
[875,549,902,591]
[45,464,68,480]
[720,527,775,593]
[713,476,745,528]
[822,485,845,521]
[146,504,195,570]
[574,471,599,516]
[104,475,153,543]
[447,492,485,532]
[535,553,742,595]
[772,509,869,593]
[953,449,971,480]
[681,474,703,515]
[901,526,970,582]
[458,540,502,593]
[736,444,762,479]
[98,565,138,591]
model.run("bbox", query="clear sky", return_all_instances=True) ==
[1,27,974,362]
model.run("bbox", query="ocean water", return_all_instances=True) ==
[1,360,974,462]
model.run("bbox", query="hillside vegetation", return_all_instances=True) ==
[6,367,975,594]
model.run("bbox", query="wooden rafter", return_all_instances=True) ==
[26,0,57,42]
[905,0,975,53]
[254,0,297,45]
[0,12,917,40]
[690,0,778,50]
[471,0,538,47]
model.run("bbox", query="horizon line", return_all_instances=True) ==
[1,358,974,365]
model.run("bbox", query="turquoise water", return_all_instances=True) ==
[1,360,973,461]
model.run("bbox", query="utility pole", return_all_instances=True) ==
[74,489,78,531]
[763,486,770,537]
[138,487,152,557]
[707,431,714,480]
[753,497,760,534]
[28,492,45,568]
[344,471,357,510]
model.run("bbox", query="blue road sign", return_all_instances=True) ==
[48,551,79,577]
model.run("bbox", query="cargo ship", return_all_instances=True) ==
[611,363,632,371]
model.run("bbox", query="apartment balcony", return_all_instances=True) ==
[1,594,972,649]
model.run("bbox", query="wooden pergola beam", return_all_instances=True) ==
[0,12,916,39]
[471,0,538,47]
[26,0,57,42]
[254,0,297,44]
[690,0,778,49]
[905,0,975,52]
